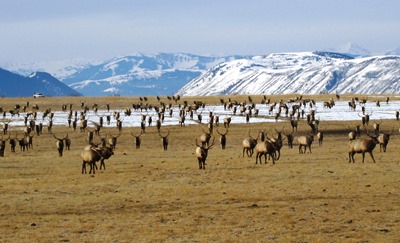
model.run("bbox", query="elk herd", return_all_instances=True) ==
[0,94,399,173]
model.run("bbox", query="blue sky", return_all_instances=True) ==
[1,0,399,64]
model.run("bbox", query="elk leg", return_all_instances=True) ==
[369,152,376,163]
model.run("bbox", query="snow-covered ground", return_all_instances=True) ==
[3,100,399,130]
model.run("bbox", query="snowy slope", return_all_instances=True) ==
[60,53,247,96]
[175,52,400,96]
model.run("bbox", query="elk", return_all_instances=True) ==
[159,129,170,151]
[0,135,9,157]
[28,132,34,149]
[348,131,380,163]
[283,131,294,149]
[199,128,212,147]
[216,128,228,149]
[378,128,394,152]
[317,131,324,146]
[9,133,17,152]
[223,117,231,128]
[97,146,114,171]
[17,134,29,152]
[254,140,277,164]
[242,131,258,157]
[269,129,285,160]
[131,130,142,149]
[64,133,71,150]
[373,119,382,136]
[53,133,66,157]
[298,135,314,154]
[195,137,215,169]
[81,145,102,174]
[108,132,121,150]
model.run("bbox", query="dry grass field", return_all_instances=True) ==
[1,94,400,242]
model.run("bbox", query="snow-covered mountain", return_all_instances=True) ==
[386,47,400,56]
[0,68,82,97]
[59,53,247,96]
[175,52,400,96]
[326,42,371,57]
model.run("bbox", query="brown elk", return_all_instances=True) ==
[199,128,212,147]
[298,135,314,154]
[64,133,71,150]
[52,133,67,157]
[81,145,114,174]
[283,130,294,149]
[270,129,285,160]
[242,130,258,157]
[216,128,228,149]
[195,137,215,169]
[9,133,17,152]
[0,135,9,157]
[223,117,231,128]
[131,130,142,149]
[348,131,380,163]
[317,131,324,146]
[108,132,121,150]
[378,128,394,152]
[159,129,170,151]
[17,134,29,152]
[254,140,277,164]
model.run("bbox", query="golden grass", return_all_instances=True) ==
[1,94,400,242]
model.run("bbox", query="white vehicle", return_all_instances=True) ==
[33,93,45,98]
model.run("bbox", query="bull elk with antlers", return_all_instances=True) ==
[195,137,215,169]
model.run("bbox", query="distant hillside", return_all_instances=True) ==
[0,68,82,97]
[175,52,400,96]
[59,53,248,96]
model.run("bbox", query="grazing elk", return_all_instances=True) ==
[159,129,170,151]
[131,130,142,149]
[195,137,215,169]
[348,131,380,163]
[217,128,228,149]
[298,135,314,154]
[242,131,258,157]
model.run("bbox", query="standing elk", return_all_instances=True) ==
[195,137,215,169]
[317,131,324,146]
[0,135,9,157]
[64,134,71,150]
[108,132,121,150]
[17,134,29,152]
[254,140,277,164]
[131,130,142,149]
[216,128,228,149]
[348,131,380,163]
[242,130,258,157]
[159,129,170,151]
[283,130,294,149]
[199,128,212,147]
[298,135,314,154]
[53,133,67,157]
[378,128,394,152]
[9,133,17,152]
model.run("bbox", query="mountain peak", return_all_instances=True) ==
[326,42,371,57]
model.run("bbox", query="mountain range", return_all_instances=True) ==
[175,52,400,96]
[0,43,399,97]
[0,68,81,97]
